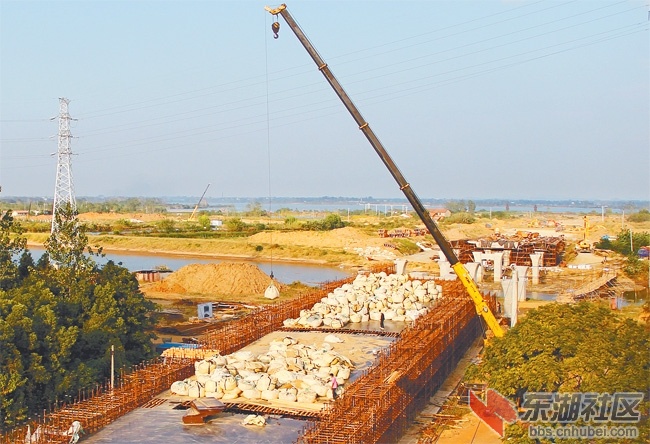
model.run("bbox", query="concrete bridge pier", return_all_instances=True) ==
[463,262,484,283]
[437,258,456,280]
[490,252,504,282]
[515,266,529,301]
[530,252,544,285]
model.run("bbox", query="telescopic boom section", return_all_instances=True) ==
[266,4,503,337]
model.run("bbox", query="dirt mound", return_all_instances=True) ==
[248,226,381,249]
[146,262,281,296]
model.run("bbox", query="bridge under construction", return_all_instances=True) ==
[2,263,494,444]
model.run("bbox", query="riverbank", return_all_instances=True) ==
[24,226,390,269]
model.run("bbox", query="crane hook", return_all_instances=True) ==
[271,21,280,39]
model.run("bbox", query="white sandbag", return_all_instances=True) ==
[297,389,317,404]
[311,384,329,397]
[264,283,280,300]
[313,353,335,367]
[305,315,323,328]
[266,361,287,375]
[245,361,266,373]
[220,375,237,392]
[269,340,288,352]
[274,370,296,385]
[283,318,297,327]
[242,414,266,426]
[170,380,188,396]
[324,334,344,343]
[337,367,351,380]
[383,309,396,320]
[187,382,204,399]
[221,392,239,400]
[233,351,255,362]
[196,374,211,385]
[211,355,228,367]
[242,389,262,400]
[255,375,272,392]
[286,357,304,372]
[261,389,279,401]
[229,361,245,370]
[195,360,211,375]
[278,388,297,402]
[237,380,256,391]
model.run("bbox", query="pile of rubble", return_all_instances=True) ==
[170,335,352,404]
[283,272,442,329]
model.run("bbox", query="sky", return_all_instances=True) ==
[1,0,648,202]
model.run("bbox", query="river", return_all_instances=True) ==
[27,246,353,286]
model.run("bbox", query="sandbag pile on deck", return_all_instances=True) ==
[283,272,443,329]
[170,335,352,403]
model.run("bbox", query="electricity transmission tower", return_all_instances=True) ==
[51,97,77,234]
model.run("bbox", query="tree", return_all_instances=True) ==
[467,303,649,442]
[0,210,27,290]
[245,201,266,216]
[0,206,157,429]
[467,200,476,215]
[445,200,467,213]
[469,303,648,396]
[628,209,650,223]
[321,214,345,230]
[224,217,246,232]
[157,218,176,233]
[197,214,211,230]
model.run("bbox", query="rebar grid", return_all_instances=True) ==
[296,282,488,444]
[1,357,194,444]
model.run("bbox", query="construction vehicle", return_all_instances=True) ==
[576,215,593,252]
[265,4,504,338]
[188,183,211,221]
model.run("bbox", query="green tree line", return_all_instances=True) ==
[0,207,156,431]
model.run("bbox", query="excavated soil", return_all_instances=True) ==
[143,262,283,297]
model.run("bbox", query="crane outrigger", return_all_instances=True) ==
[265,3,504,337]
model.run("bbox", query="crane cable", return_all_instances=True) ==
[264,13,276,286]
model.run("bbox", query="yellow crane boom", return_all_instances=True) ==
[265,3,504,337]
[189,183,211,221]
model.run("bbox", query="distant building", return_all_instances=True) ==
[11,210,29,218]
[428,208,451,221]
[134,270,162,282]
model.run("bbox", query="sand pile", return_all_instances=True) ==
[147,262,281,295]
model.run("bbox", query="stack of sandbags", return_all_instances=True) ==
[170,335,352,404]
[283,272,442,329]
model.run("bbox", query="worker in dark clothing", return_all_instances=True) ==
[380,312,385,330]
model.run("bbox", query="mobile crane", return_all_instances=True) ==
[265,4,504,337]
